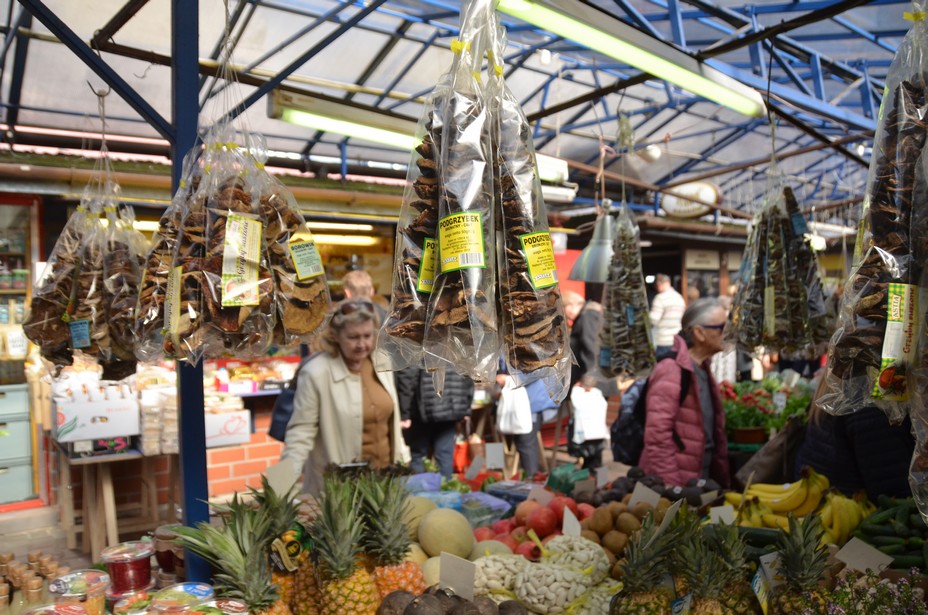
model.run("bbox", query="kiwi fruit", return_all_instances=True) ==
[603,547,617,565]
[611,559,624,580]
[580,518,591,531]
[601,530,628,556]
[378,590,416,615]
[606,501,628,520]
[621,492,633,504]
[581,529,602,544]
[589,507,614,535]
[631,501,653,520]
[450,603,481,615]
[615,511,641,534]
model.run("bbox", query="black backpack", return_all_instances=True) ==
[268,352,321,442]
[610,353,690,465]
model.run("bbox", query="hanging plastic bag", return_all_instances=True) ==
[599,203,655,381]
[69,199,109,363]
[821,7,928,425]
[196,130,275,361]
[135,151,199,362]
[422,0,498,390]
[256,173,330,347]
[101,201,147,380]
[24,199,100,374]
[487,15,570,402]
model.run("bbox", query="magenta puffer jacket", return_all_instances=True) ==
[638,335,730,488]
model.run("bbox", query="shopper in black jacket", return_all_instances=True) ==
[794,403,914,501]
[396,368,474,478]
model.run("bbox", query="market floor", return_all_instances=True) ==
[0,452,629,569]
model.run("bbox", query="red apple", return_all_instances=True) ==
[526,506,558,538]
[493,533,519,552]
[490,518,515,534]
[473,526,496,542]
[514,500,542,526]
[515,540,542,561]
[510,526,529,543]
[542,531,563,545]
[577,503,596,520]
[548,496,579,524]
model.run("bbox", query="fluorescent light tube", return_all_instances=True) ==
[293,231,380,246]
[497,0,766,118]
[305,221,375,232]
[270,90,420,150]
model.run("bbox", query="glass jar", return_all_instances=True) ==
[149,583,214,615]
[101,542,155,594]
[48,570,109,615]
[152,526,182,574]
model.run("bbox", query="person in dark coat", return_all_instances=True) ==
[794,403,914,501]
[562,290,607,469]
[396,367,474,478]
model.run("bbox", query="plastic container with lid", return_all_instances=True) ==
[22,605,89,615]
[109,579,157,615]
[152,525,182,574]
[101,542,155,594]
[48,570,109,615]
[149,583,214,615]
[189,599,248,615]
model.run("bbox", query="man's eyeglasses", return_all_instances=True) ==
[336,300,375,316]
[699,323,727,331]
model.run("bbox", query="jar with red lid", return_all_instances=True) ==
[48,569,109,615]
[149,583,214,615]
[101,542,155,594]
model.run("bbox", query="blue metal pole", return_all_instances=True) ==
[172,0,210,584]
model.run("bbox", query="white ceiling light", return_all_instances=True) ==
[541,183,579,203]
[536,153,569,183]
[305,221,375,232]
[496,0,767,118]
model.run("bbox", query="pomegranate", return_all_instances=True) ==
[514,500,542,526]
[548,496,579,524]
[526,506,558,538]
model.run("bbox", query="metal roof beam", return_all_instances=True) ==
[831,14,897,55]
[612,0,664,39]
[17,0,173,141]
[90,0,149,49]
[655,122,758,185]
[224,0,388,124]
[0,8,30,130]
[767,43,814,97]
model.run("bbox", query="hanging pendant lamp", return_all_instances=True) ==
[569,208,614,282]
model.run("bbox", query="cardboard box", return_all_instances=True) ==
[53,398,141,443]
[205,410,252,448]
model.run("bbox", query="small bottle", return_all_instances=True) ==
[43,563,58,581]
[24,555,39,575]
[20,579,42,612]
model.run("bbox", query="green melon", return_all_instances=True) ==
[417,507,475,558]
[421,556,442,586]
[403,496,438,540]
[469,539,513,561]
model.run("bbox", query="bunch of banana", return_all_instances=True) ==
[817,491,873,545]
[723,494,775,528]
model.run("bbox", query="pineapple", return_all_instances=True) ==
[769,515,829,615]
[248,477,301,611]
[669,504,702,596]
[292,555,322,615]
[358,473,427,598]
[677,537,730,615]
[173,493,291,615]
[310,475,379,615]
[610,514,677,615]
[705,522,761,615]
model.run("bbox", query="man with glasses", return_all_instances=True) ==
[638,298,731,488]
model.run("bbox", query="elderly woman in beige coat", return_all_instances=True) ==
[282,298,409,494]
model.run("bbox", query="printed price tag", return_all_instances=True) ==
[485,443,505,470]
[519,232,558,289]
[528,487,554,505]
[165,265,182,337]
[773,392,787,412]
[835,537,894,573]
[758,553,783,589]
[438,212,485,272]
[221,214,262,306]
[69,319,91,349]
[439,553,475,602]
[289,239,325,280]
[628,482,662,508]
[562,508,581,536]
[416,237,438,293]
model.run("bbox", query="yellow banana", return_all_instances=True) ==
[806,468,831,492]
[753,479,811,513]
[762,513,790,530]
[819,501,834,528]
[828,495,845,544]
[821,526,839,547]
[725,492,745,506]
[832,496,854,544]
[746,480,804,496]
[791,481,824,517]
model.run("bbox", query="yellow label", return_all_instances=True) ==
[166,265,182,335]
[438,212,485,273]
[519,231,558,289]
[751,569,771,615]
[416,237,437,293]
[221,213,262,307]
[872,283,917,400]
[289,237,324,280]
